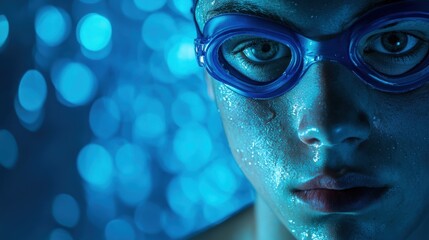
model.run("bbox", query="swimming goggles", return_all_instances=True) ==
[193,1,429,99]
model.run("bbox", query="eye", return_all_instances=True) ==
[366,31,419,54]
[360,31,429,76]
[241,40,289,63]
[221,36,292,83]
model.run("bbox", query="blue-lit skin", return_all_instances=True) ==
[196,0,429,239]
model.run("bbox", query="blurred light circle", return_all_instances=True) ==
[203,203,236,224]
[115,143,146,177]
[132,95,167,141]
[52,194,80,228]
[199,162,238,206]
[156,142,184,174]
[141,13,176,51]
[166,35,199,77]
[52,61,97,106]
[77,144,113,187]
[172,0,193,18]
[80,42,112,60]
[134,201,162,234]
[178,175,201,203]
[133,0,166,12]
[0,15,9,48]
[18,70,47,112]
[0,130,18,169]
[112,84,136,122]
[171,91,206,126]
[14,98,43,122]
[89,97,121,139]
[49,228,73,240]
[173,123,212,171]
[166,176,197,218]
[149,52,175,83]
[161,210,194,239]
[132,94,165,117]
[133,112,166,140]
[14,99,44,132]
[105,219,135,240]
[35,6,70,46]
[117,169,152,206]
[77,13,112,52]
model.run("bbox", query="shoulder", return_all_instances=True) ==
[188,204,255,240]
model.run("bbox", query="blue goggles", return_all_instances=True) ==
[193,1,429,99]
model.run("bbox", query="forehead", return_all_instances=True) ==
[195,0,401,37]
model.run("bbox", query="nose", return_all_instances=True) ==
[296,62,370,148]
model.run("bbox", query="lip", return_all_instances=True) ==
[293,173,389,212]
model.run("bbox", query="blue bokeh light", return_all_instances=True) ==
[171,91,206,127]
[49,228,74,240]
[14,98,44,132]
[112,84,136,122]
[18,70,47,112]
[134,0,166,12]
[0,130,18,169]
[134,201,162,234]
[173,123,213,171]
[52,194,80,228]
[133,112,166,140]
[105,219,136,240]
[141,13,176,51]
[77,13,112,52]
[115,143,146,177]
[0,15,9,48]
[117,168,152,206]
[166,35,199,77]
[132,95,166,141]
[52,61,97,106]
[172,0,193,18]
[167,175,198,218]
[89,98,121,139]
[199,162,238,206]
[161,210,195,239]
[35,6,70,47]
[77,144,114,188]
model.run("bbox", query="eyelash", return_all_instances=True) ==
[363,32,429,64]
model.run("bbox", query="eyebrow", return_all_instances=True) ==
[204,1,298,30]
[202,0,403,35]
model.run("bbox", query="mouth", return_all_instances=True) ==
[293,187,389,212]
[292,174,389,213]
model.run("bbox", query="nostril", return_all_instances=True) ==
[305,138,321,146]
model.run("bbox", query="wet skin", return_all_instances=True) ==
[196,0,429,239]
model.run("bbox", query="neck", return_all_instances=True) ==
[255,195,296,240]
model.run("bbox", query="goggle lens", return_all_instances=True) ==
[220,35,292,83]
[356,18,429,81]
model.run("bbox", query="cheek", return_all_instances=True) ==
[213,82,304,195]
[368,89,429,219]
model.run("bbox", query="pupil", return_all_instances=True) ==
[261,43,271,53]
[251,42,277,60]
[382,32,407,52]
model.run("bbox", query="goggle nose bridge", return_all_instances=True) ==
[296,35,351,66]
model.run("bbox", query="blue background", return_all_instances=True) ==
[0,0,254,239]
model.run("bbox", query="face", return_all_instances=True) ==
[196,0,429,239]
